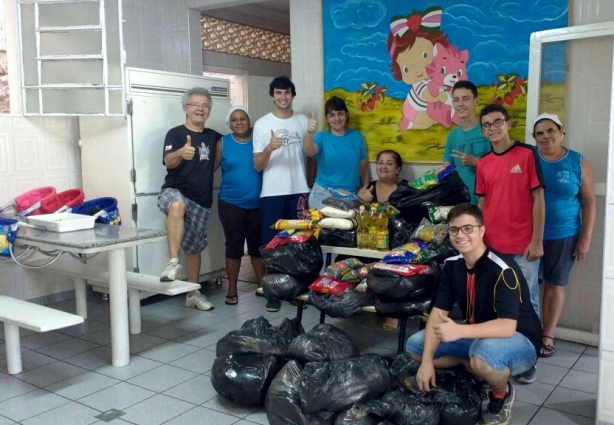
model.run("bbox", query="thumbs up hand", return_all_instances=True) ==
[433,312,458,343]
[357,184,374,203]
[182,135,196,160]
[307,111,317,133]
[266,129,283,153]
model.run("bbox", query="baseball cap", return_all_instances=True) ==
[533,113,563,130]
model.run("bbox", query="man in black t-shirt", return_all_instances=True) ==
[157,87,221,311]
[405,203,541,425]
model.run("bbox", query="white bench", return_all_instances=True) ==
[47,262,200,335]
[0,295,84,374]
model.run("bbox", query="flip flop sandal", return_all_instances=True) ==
[539,335,555,357]
[225,295,239,305]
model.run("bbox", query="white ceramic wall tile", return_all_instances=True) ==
[598,350,614,423]
[600,285,614,352]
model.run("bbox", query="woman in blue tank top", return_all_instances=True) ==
[533,113,596,357]
[215,106,264,305]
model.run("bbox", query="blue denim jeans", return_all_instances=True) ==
[406,329,536,375]
[513,254,540,317]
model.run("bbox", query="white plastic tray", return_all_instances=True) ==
[28,213,96,232]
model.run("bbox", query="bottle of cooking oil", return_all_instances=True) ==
[376,205,390,252]
[368,203,379,250]
[356,205,368,249]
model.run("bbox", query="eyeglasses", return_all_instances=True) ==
[186,103,211,110]
[481,118,507,131]
[448,224,482,235]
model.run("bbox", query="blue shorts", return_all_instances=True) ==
[260,193,308,246]
[406,329,536,376]
[157,188,211,255]
[540,234,578,286]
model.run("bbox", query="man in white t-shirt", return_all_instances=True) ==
[253,76,309,312]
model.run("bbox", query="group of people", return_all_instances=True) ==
[156,75,595,425]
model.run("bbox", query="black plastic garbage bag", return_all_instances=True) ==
[437,371,482,425]
[369,388,442,425]
[288,323,359,363]
[389,353,421,389]
[299,354,392,414]
[367,267,436,302]
[319,228,357,248]
[216,316,304,357]
[211,352,285,407]
[334,403,381,425]
[388,216,419,249]
[261,235,323,286]
[262,273,306,301]
[389,172,470,222]
[322,196,364,211]
[308,288,376,319]
[374,294,433,318]
[265,360,337,425]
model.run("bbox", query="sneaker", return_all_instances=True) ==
[514,363,537,384]
[481,382,515,425]
[265,299,282,312]
[287,299,307,309]
[160,258,181,282]
[185,292,214,311]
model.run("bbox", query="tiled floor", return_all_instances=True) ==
[0,259,598,425]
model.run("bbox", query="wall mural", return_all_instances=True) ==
[322,0,569,162]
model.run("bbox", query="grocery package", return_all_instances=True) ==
[321,206,356,219]
[382,241,427,264]
[326,258,363,279]
[309,275,353,295]
[273,219,317,230]
[425,202,453,223]
[411,217,449,245]
[308,288,375,319]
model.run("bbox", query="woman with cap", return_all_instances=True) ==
[533,113,596,357]
[303,96,370,209]
[214,106,265,305]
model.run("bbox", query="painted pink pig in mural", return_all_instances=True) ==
[388,6,450,130]
[426,42,469,127]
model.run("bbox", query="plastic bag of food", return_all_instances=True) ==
[299,354,392,414]
[371,262,434,277]
[308,288,376,319]
[341,267,363,283]
[264,229,313,250]
[216,316,304,357]
[322,196,364,211]
[261,235,323,286]
[309,275,353,295]
[319,217,356,230]
[321,206,356,219]
[319,228,357,248]
[382,241,428,264]
[411,217,449,245]
[412,243,440,264]
[326,258,363,277]
[436,165,456,181]
[367,268,435,302]
[388,215,420,249]
[262,273,307,301]
[425,203,453,223]
[388,171,470,222]
[274,219,317,230]
[266,360,339,425]
[288,324,359,363]
[211,352,285,407]
[373,294,433,318]
[409,169,439,189]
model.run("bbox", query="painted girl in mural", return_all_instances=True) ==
[388,6,453,130]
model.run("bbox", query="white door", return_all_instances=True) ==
[247,75,275,122]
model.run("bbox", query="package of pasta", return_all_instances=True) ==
[309,275,353,295]
[359,263,374,279]
[372,262,434,277]
[424,202,453,223]
[411,217,449,245]
[319,206,356,219]
[325,258,363,279]
[409,168,438,189]
[306,209,324,220]
[382,241,428,264]
[273,219,316,230]
[340,267,363,283]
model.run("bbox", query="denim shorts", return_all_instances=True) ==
[406,329,536,376]
[540,234,579,286]
[157,188,211,255]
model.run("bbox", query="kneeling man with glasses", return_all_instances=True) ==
[405,203,542,425]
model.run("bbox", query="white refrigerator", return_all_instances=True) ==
[79,68,229,281]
